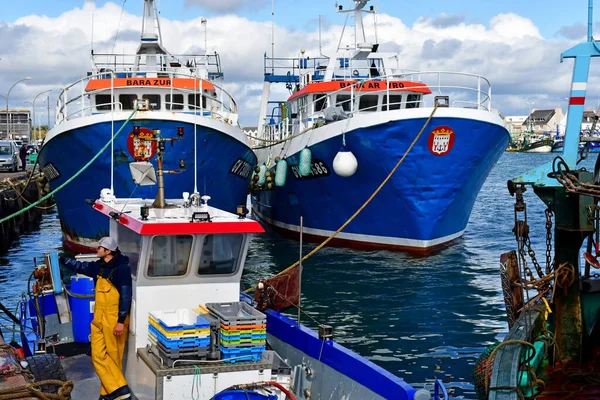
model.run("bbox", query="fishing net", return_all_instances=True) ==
[473,342,500,400]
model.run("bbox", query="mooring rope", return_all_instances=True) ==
[3,180,56,210]
[0,108,138,225]
[245,104,440,293]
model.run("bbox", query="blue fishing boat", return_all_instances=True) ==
[38,0,255,253]
[251,0,510,252]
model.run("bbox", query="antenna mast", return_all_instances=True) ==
[319,15,323,56]
[271,0,275,74]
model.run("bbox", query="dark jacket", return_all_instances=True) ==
[61,254,132,324]
[19,146,27,158]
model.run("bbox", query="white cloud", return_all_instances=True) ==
[0,3,591,128]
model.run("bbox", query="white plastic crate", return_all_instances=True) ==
[148,309,210,330]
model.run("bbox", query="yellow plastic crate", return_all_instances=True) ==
[148,317,209,338]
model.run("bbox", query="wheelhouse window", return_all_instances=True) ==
[147,235,193,277]
[383,95,402,111]
[96,95,114,111]
[117,225,142,278]
[119,94,138,111]
[406,94,421,109]
[359,95,379,112]
[336,94,352,112]
[188,94,207,110]
[197,234,244,275]
[313,94,327,112]
[166,94,184,110]
[143,94,161,110]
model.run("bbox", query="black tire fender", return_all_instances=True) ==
[23,353,67,394]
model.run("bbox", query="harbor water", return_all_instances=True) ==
[0,152,591,399]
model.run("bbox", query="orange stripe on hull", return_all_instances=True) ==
[288,80,431,101]
[85,77,216,92]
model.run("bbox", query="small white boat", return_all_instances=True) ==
[14,123,447,399]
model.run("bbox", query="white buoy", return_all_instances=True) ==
[333,145,358,177]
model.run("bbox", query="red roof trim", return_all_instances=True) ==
[93,201,264,235]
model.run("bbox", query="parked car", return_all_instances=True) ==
[0,140,19,172]
[26,144,38,154]
[13,140,24,148]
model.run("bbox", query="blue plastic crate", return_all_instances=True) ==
[220,346,265,363]
[148,326,210,350]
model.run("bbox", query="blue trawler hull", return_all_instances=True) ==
[253,114,509,251]
[39,118,255,253]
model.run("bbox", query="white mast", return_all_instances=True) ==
[133,0,169,77]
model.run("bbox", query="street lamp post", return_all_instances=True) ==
[6,77,31,139]
[24,101,34,143]
[30,90,52,144]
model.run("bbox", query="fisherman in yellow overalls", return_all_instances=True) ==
[61,236,133,400]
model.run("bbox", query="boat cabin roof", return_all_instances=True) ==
[93,198,263,236]
[287,80,432,102]
[85,77,216,92]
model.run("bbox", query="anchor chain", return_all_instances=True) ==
[545,209,554,275]
[509,181,552,293]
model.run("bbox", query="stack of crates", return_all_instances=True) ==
[148,309,211,366]
[206,302,267,363]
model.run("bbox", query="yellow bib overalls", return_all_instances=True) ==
[91,271,129,396]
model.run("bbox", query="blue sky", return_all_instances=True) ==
[1,0,594,39]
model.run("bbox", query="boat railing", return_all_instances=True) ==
[55,71,238,126]
[258,71,492,143]
[389,70,493,110]
[91,52,224,79]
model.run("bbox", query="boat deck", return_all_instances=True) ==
[538,353,600,399]
[61,355,99,399]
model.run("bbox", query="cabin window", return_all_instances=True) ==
[406,94,421,109]
[117,225,142,278]
[383,95,402,111]
[119,94,138,111]
[336,94,352,112]
[197,234,244,275]
[188,94,207,110]
[142,94,161,110]
[313,94,327,112]
[359,95,379,112]
[166,94,184,110]
[147,235,193,277]
[96,95,114,111]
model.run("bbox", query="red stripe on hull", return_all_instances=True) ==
[62,237,97,255]
[260,218,460,255]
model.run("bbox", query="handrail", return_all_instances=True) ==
[53,71,239,126]
[257,70,494,143]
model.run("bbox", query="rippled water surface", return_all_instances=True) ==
[0,152,593,398]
